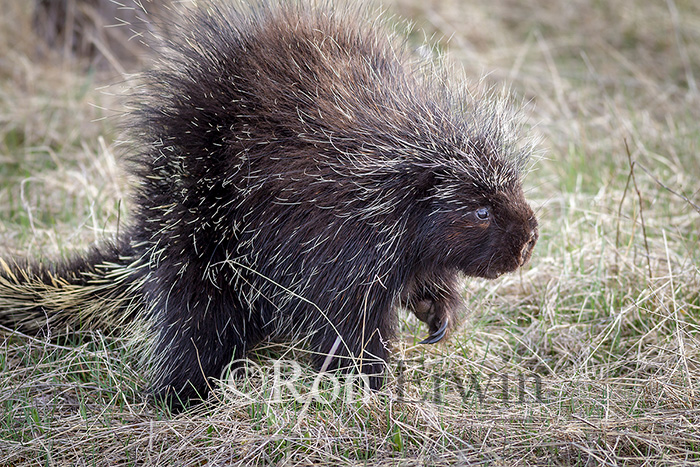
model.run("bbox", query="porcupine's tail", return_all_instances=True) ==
[0,241,145,337]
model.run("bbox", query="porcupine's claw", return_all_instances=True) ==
[419,318,449,344]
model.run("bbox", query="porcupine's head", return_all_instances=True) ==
[411,98,539,281]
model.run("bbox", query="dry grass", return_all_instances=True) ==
[1,0,699,465]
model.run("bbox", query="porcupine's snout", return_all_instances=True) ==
[520,226,538,267]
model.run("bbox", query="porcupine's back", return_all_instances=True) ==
[129,0,532,290]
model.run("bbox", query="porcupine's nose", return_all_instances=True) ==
[519,228,538,266]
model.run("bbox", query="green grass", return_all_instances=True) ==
[1,0,700,465]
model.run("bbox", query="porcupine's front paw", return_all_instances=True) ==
[412,298,450,344]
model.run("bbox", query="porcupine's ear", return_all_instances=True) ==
[414,170,437,197]
[412,163,457,201]
[403,162,444,201]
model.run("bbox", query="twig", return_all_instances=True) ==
[637,163,700,215]
[624,140,652,280]
[615,152,634,251]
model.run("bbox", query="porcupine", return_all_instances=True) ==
[0,0,539,409]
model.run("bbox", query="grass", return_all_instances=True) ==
[1,0,699,465]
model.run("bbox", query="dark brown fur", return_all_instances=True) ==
[1,1,538,410]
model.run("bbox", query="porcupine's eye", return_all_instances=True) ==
[475,207,490,221]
